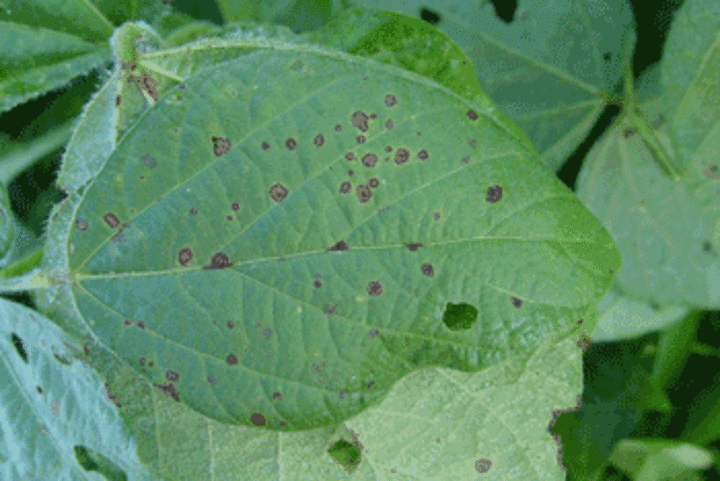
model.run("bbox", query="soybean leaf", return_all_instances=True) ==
[0,181,14,263]
[42,28,619,431]
[214,0,353,33]
[350,0,636,172]
[0,297,154,480]
[660,0,720,173]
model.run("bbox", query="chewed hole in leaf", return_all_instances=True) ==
[328,438,362,473]
[442,302,478,331]
[10,333,27,363]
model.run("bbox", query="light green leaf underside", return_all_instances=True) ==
[0,298,154,480]
[351,0,636,172]
[62,43,618,431]
[660,0,720,173]
[575,112,720,308]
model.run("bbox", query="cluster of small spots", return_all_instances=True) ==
[384,94,397,107]
[314,134,324,147]
[467,110,479,120]
[356,184,372,203]
[356,135,366,144]
[212,137,232,157]
[272,392,282,400]
[418,150,428,160]
[178,247,193,266]
[362,153,378,168]
[104,213,120,229]
[385,120,394,130]
[328,240,349,251]
[250,412,266,426]
[269,183,288,203]
[475,459,492,474]
[351,111,369,132]
[115,95,122,107]
[339,181,352,194]
[406,243,423,251]
[75,219,88,231]
[189,208,198,215]
[368,178,379,188]
[285,138,297,150]
[511,296,522,308]
[486,185,503,203]
[394,148,410,165]
[166,370,180,381]
[231,202,240,211]
[226,353,239,365]
[421,263,434,277]
[367,281,383,296]
[203,252,233,270]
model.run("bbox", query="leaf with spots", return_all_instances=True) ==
[0,298,155,480]
[350,0,636,172]
[44,32,619,431]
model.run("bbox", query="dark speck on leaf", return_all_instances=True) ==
[328,240,349,251]
[189,208,198,215]
[212,136,232,157]
[339,181,352,194]
[385,119,393,130]
[351,111,369,132]
[261,141,270,150]
[314,134,324,147]
[394,148,410,165]
[269,183,288,202]
[384,94,397,107]
[475,458,492,474]
[227,321,234,329]
[314,279,322,288]
[75,219,88,231]
[226,353,239,365]
[421,263,434,277]
[385,146,392,152]
[345,153,356,161]
[368,329,379,338]
[166,370,179,381]
[178,247,193,266]
[115,95,122,106]
[367,281,382,296]
[368,178,379,188]
[356,184,372,203]
[124,319,131,326]
[370,113,377,119]
[103,213,120,229]
[486,185,503,203]
[362,153,378,168]
[418,150,428,160]
[231,202,240,211]
[285,138,297,150]
[250,412,266,426]
[273,392,282,400]
[154,383,179,402]
[262,328,273,339]
[335,124,342,132]
[467,110,478,120]
[356,135,366,144]
[348,170,353,176]
[136,321,146,330]
[433,212,440,220]
[207,375,215,384]
[406,243,423,251]
[204,252,233,270]
[511,296,522,308]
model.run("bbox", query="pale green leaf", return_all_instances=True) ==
[215,0,353,33]
[0,297,155,480]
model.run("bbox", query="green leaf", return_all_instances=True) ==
[610,439,713,481]
[45,29,619,431]
[215,0,353,33]
[0,181,15,262]
[660,0,720,173]
[350,0,636,172]
[575,110,720,308]
[0,297,155,480]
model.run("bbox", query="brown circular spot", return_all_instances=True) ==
[467,110,479,120]
[511,296,522,308]
[348,170,353,176]
[165,370,179,381]
[226,215,233,221]
[339,181,352,194]
[272,392,282,400]
[384,94,397,107]
[314,278,322,288]
[189,208,198,215]
[433,212,440,220]
[345,152,356,161]
[226,353,239,365]
[250,412,266,426]
[335,124,342,132]
[75,219,88,231]
[356,135,366,144]
[418,149,428,160]
[367,281,382,296]
[207,252,232,269]
[231,202,240,211]
[361,153,378,168]
[356,184,372,203]
[351,111,369,132]
[421,263,434,277]
[394,148,410,165]
[213,136,232,157]
[486,185,503,203]
[178,247,193,266]
[475,458,491,473]
[385,146,392,152]
[385,119,393,130]
[370,113,377,119]
[261,141,270,150]
[314,134,324,147]
[139,357,146,366]
[269,183,288,202]
[103,213,120,229]
[285,138,297,150]
[368,178,379,188]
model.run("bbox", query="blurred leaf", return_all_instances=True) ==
[610,439,713,481]
[215,0,352,33]
[0,297,155,480]
[350,0,637,172]
[681,376,720,446]
[0,180,15,262]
